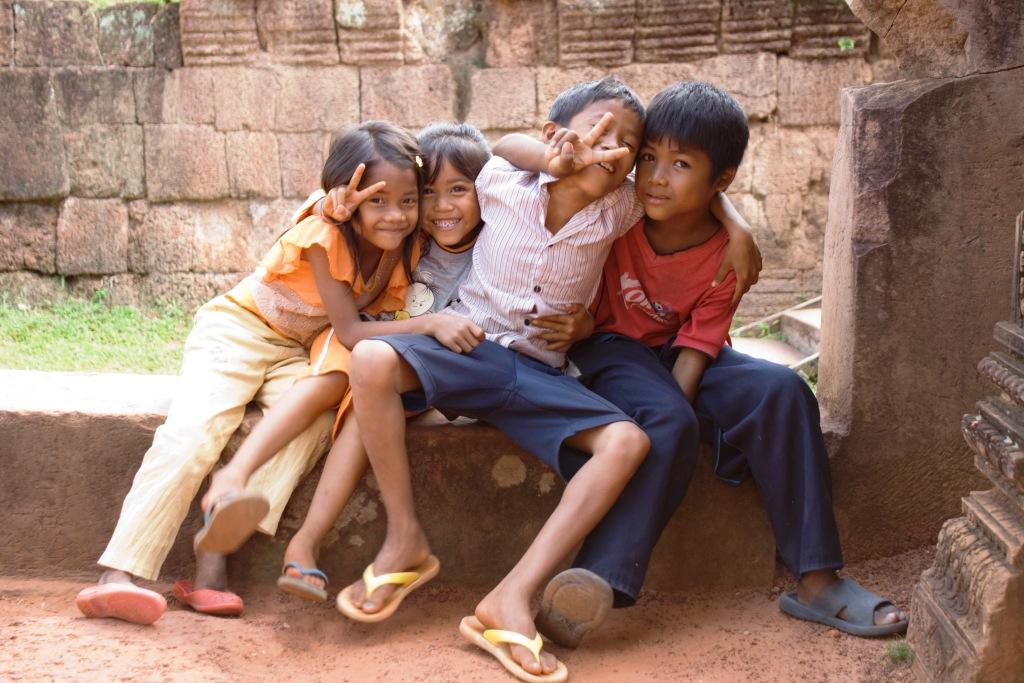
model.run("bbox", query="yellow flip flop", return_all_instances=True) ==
[336,555,440,623]
[459,615,568,683]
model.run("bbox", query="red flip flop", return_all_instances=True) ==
[76,583,167,625]
[172,580,244,617]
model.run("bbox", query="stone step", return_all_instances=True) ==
[731,336,808,368]
[780,307,821,357]
[0,370,776,591]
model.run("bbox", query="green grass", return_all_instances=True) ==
[886,640,913,666]
[0,292,191,374]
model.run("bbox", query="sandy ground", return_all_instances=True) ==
[0,548,931,682]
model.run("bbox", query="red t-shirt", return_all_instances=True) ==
[592,219,737,358]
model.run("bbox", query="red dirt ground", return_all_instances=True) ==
[0,548,931,682]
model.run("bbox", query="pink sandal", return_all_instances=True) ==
[76,583,167,625]
[172,580,244,617]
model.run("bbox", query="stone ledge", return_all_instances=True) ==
[0,369,776,591]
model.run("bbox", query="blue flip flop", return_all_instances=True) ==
[277,562,329,602]
[779,577,908,637]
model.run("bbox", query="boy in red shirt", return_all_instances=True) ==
[534,81,908,644]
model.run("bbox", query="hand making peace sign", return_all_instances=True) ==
[544,112,633,178]
[318,163,388,224]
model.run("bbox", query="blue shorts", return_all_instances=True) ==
[375,335,634,477]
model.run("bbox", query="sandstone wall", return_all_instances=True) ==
[0,0,890,317]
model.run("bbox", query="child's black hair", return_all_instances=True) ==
[643,81,749,180]
[416,122,491,251]
[321,120,425,280]
[417,122,491,186]
[546,76,645,128]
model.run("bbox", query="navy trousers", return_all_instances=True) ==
[567,334,844,606]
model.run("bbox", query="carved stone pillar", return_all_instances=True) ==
[907,212,1024,681]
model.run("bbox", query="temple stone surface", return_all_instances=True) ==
[828,1,1024,679]
[906,214,1024,681]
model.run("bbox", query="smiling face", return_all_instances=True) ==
[634,136,734,224]
[545,98,643,199]
[420,160,481,249]
[351,161,419,252]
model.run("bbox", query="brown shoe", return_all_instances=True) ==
[535,568,613,649]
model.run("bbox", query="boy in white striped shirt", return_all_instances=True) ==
[340,79,757,681]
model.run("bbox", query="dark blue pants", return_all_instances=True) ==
[567,334,844,606]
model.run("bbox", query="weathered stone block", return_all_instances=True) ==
[721,0,792,54]
[0,271,64,303]
[402,0,480,65]
[483,0,558,67]
[278,132,328,198]
[820,71,1023,562]
[152,3,182,69]
[335,0,403,65]
[274,65,359,132]
[128,203,195,274]
[0,71,68,201]
[56,198,129,275]
[179,0,260,66]
[133,70,165,124]
[848,0,1024,79]
[0,203,57,273]
[749,125,834,198]
[213,67,279,130]
[558,0,635,67]
[466,68,537,131]
[144,125,229,202]
[248,198,297,262]
[133,68,217,125]
[227,132,281,198]
[635,0,720,63]
[536,66,607,118]
[64,125,145,199]
[0,1,13,67]
[53,69,136,127]
[620,53,778,120]
[778,58,870,125]
[162,68,217,124]
[13,0,101,66]
[96,3,161,67]
[791,0,870,59]
[141,272,245,309]
[192,201,256,272]
[257,0,338,66]
[360,65,454,128]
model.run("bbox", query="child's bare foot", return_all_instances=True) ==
[475,583,559,677]
[797,570,906,625]
[193,552,229,591]
[281,534,325,591]
[201,466,247,512]
[347,527,432,614]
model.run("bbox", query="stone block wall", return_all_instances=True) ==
[0,0,890,316]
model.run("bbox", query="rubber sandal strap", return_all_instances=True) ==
[810,578,890,627]
[482,628,545,665]
[282,562,329,585]
[201,494,236,526]
[362,563,420,600]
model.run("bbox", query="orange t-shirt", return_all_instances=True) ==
[226,191,414,346]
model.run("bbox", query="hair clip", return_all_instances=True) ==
[415,155,424,168]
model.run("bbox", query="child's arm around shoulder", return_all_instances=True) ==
[306,246,484,353]
[712,193,763,307]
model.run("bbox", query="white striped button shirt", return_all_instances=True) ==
[445,156,643,368]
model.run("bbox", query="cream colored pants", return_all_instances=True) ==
[99,296,332,581]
